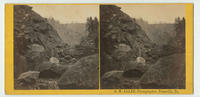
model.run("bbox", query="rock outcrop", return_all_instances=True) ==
[100,5,155,76]
[136,18,176,46]
[101,70,141,89]
[140,53,185,89]
[58,54,99,89]
[37,61,67,79]
[14,5,63,77]
[15,71,39,89]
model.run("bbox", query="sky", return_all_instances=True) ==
[30,5,99,24]
[118,4,185,24]
[30,4,185,24]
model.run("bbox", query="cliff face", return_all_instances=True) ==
[14,5,63,78]
[100,5,185,89]
[100,5,155,75]
[100,5,152,54]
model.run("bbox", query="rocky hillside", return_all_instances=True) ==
[14,5,63,78]
[48,18,88,46]
[136,19,176,46]
[100,5,185,89]
[13,4,185,90]
[100,5,155,75]
[14,5,99,89]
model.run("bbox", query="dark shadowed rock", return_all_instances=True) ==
[101,70,141,89]
[15,71,59,89]
[37,61,67,79]
[58,54,99,89]
[101,70,123,89]
[140,53,185,89]
[14,53,28,78]
[100,52,122,75]
[123,59,149,78]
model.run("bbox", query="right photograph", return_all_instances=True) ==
[100,4,186,89]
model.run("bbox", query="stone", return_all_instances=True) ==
[17,71,40,84]
[58,54,99,89]
[101,70,124,89]
[29,44,44,52]
[116,43,131,52]
[136,57,146,65]
[101,70,141,89]
[49,57,59,64]
[140,53,185,89]
[38,61,67,79]
[100,53,122,75]
[122,60,149,79]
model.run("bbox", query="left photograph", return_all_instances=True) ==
[13,5,99,89]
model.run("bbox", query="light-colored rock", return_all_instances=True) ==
[136,57,146,65]
[116,43,131,52]
[17,71,40,84]
[29,44,44,52]
[49,57,59,64]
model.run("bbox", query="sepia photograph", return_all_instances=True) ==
[13,5,99,89]
[100,4,186,89]
[4,3,193,94]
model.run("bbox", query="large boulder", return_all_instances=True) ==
[15,71,59,89]
[25,44,47,70]
[123,60,149,79]
[28,44,44,52]
[101,70,123,89]
[122,57,149,78]
[37,61,67,79]
[101,70,141,89]
[15,71,39,89]
[140,53,185,89]
[17,71,40,84]
[58,54,99,89]
[100,53,122,75]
